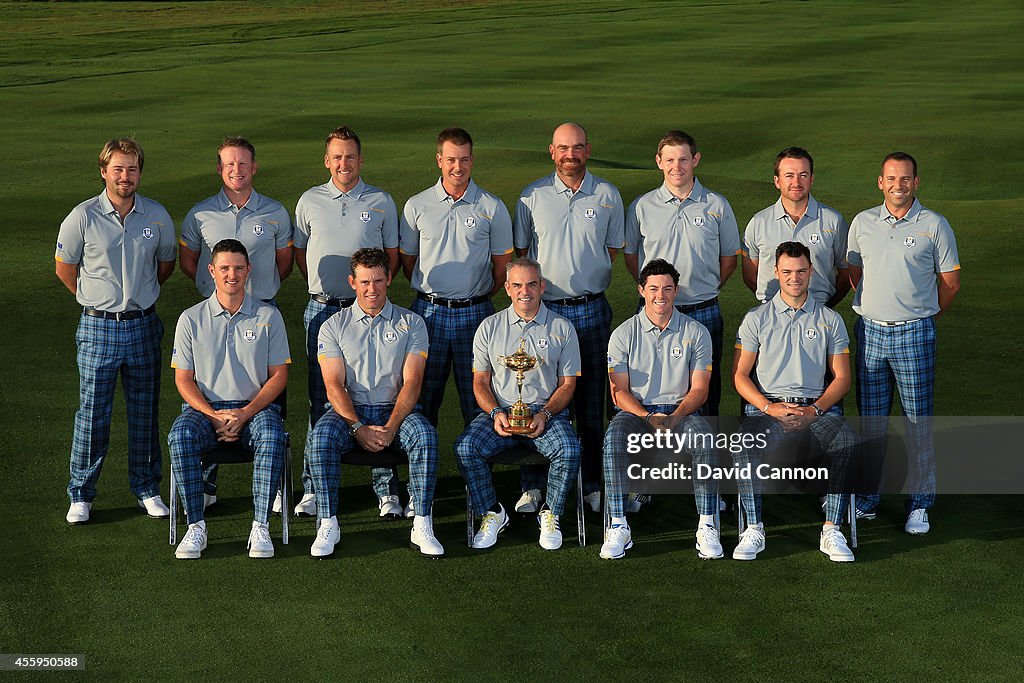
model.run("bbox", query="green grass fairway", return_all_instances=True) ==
[2,0,1022,678]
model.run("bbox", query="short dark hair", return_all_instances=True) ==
[217,136,256,163]
[657,130,698,157]
[882,151,917,177]
[774,146,813,176]
[437,127,473,154]
[638,258,680,287]
[775,240,811,263]
[211,238,249,264]
[325,126,362,154]
[350,247,389,275]
[506,256,542,281]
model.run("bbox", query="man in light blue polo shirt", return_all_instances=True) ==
[168,239,291,560]
[742,147,850,307]
[600,259,719,561]
[293,126,401,518]
[400,127,513,448]
[514,122,624,512]
[306,248,443,558]
[179,137,293,510]
[624,130,741,420]
[55,138,176,525]
[734,241,857,562]
[848,152,961,535]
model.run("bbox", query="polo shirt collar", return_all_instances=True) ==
[553,171,595,196]
[353,298,395,322]
[770,291,818,315]
[504,302,551,328]
[216,187,262,212]
[879,198,923,223]
[327,178,366,200]
[206,291,256,318]
[99,190,140,217]
[639,308,683,333]
[771,195,821,222]
[431,177,481,204]
[657,177,706,205]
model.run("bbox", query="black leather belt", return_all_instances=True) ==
[546,292,603,306]
[416,292,490,309]
[311,294,355,308]
[83,305,155,321]
[676,297,718,314]
[768,396,818,406]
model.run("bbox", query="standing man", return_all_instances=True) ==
[624,130,741,419]
[179,137,293,510]
[455,258,582,550]
[733,242,858,562]
[168,239,290,560]
[56,138,175,524]
[600,259,720,560]
[514,122,623,511]
[293,126,400,518]
[742,147,850,307]
[400,127,513,433]
[848,152,960,534]
[306,248,443,558]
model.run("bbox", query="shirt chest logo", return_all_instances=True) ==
[670,345,683,359]
[465,216,477,229]
[692,215,705,228]
[904,236,916,248]
[360,211,371,223]
[585,208,597,220]
[537,338,548,349]
[808,233,821,245]
[805,328,818,341]
[383,329,398,344]
[142,227,154,240]
[244,329,257,342]
[253,224,264,237]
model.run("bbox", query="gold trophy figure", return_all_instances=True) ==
[497,338,542,435]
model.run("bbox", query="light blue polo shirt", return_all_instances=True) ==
[742,195,849,304]
[399,178,514,298]
[171,293,291,403]
[55,191,176,312]
[514,171,625,300]
[847,199,960,321]
[624,179,741,306]
[736,294,850,399]
[472,304,581,408]
[607,309,713,405]
[294,179,399,299]
[180,188,293,301]
[317,299,428,406]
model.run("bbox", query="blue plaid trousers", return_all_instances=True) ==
[307,404,438,520]
[739,404,855,525]
[411,297,493,427]
[855,317,937,513]
[168,401,286,525]
[521,295,611,494]
[455,410,581,516]
[68,312,164,503]
[603,406,719,518]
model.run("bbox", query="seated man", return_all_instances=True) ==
[601,259,720,560]
[168,239,290,560]
[454,257,582,551]
[306,248,443,558]
[733,241,857,562]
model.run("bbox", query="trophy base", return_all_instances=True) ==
[506,423,534,435]
[507,402,533,435]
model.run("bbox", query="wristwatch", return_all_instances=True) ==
[812,404,825,417]
[540,408,553,421]
[349,420,365,434]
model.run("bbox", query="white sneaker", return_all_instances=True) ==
[583,491,601,513]
[293,493,317,517]
[472,505,510,549]
[600,524,632,559]
[696,524,724,559]
[820,526,855,562]
[538,508,562,550]
[204,494,217,510]
[404,498,415,519]
[247,521,274,559]
[514,489,542,514]
[378,495,402,519]
[138,495,170,519]
[310,516,340,558]
[411,515,444,557]
[855,508,876,521]
[66,502,91,525]
[733,523,766,560]
[272,489,283,515]
[905,508,930,535]
[175,521,207,559]
[624,492,650,514]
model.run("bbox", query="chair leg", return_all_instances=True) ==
[737,494,746,536]
[849,493,857,549]
[465,485,474,549]
[282,437,291,545]
[169,465,177,546]
[714,495,721,533]
[602,481,610,546]
[576,470,586,547]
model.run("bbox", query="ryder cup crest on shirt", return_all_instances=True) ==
[585,208,596,220]
[383,329,398,344]
[142,227,154,240]
[360,211,371,223]
[805,328,818,341]
[465,216,477,229]
[244,329,256,342]
[692,215,705,228]
[253,224,264,237]
[809,233,821,245]
[904,236,916,248]
[671,345,683,359]
[537,338,548,349]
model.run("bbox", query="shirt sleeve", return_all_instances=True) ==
[292,193,311,250]
[316,313,345,361]
[932,216,960,273]
[833,213,850,270]
[623,196,641,256]
[742,215,759,261]
[558,322,582,377]
[407,313,429,358]
[605,186,626,250]
[170,312,195,370]
[717,197,742,257]
[55,208,85,265]
[272,206,293,249]
[736,310,761,353]
[692,324,713,372]
[606,322,630,374]
[267,307,292,366]
[472,319,495,374]
[155,206,177,262]
[382,194,400,250]
[846,214,864,267]
[489,199,515,256]
[179,206,202,251]
[398,199,419,256]
[512,193,534,251]
[825,310,850,355]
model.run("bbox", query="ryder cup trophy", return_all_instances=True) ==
[497,338,541,435]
